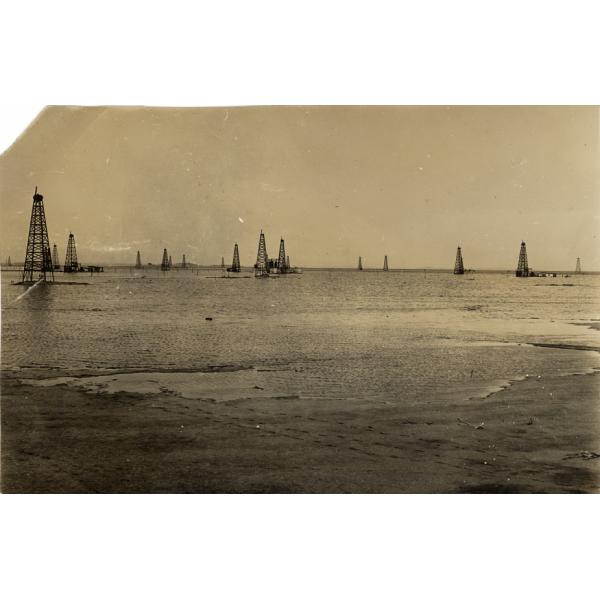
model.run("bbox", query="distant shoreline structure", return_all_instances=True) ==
[3,264,596,275]
[3,189,593,277]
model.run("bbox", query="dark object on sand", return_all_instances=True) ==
[564,450,600,461]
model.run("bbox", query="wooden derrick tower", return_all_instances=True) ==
[515,241,529,277]
[22,187,54,283]
[63,233,80,272]
[228,243,241,272]
[52,244,60,270]
[454,246,465,275]
[161,248,170,271]
[254,230,269,277]
[277,238,287,273]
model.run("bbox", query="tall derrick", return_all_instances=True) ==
[182,254,187,269]
[255,230,269,277]
[277,238,287,273]
[135,250,142,269]
[358,256,363,270]
[161,249,170,271]
[453,246,465,275]
[515,241,529,277]
[228,243,241,272]
[575,257,582,274]
[22,187,54,282]
[63,233,80,273]
[383,255,389,271]
[168,255,173,269]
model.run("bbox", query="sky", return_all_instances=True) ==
[0,105,598,270]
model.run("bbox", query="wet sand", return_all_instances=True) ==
[2,367,599,493]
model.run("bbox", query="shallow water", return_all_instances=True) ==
[2,269,600,405]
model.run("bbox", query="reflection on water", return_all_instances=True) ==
[2,270,600,404]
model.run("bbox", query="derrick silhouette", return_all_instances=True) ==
[227,243,241,272]
[64,233,80,273]
[454,246,465,275]
[22,187,54,283]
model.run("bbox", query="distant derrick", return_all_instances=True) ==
[383,255,389,271]
[254,230,269,277]
[285,255,290,270]
[454,246,465,275]
[63,233,80,272]
[7,256,12,267]
[515,241,530,277]
[575,257,582,274]
[168,255,173,269]
[221,256,225,269]
[228,243,241,272]
[358,256,363,271]
[182,254,187,269]
[161,249,170,271]
[277,238,287,273]
[135,251,142,269]
[22,187,54,282]
[52,244,60,270]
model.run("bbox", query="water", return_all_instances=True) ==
[2,269,600,405]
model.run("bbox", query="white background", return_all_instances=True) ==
[1,1,599,599]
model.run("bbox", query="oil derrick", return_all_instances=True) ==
[575,257,582,274]
[228,243,241,272]
[52,244,60,270]
[168,255,173,269]
[383,255,389,271]
[221,256,225,269]
[453,246,465,275]
[286,255,290,270]
[358,256,363,270]
[22,187,54,282]
[161,248,170,271]
[515,241,529,277]
[255,230,269,277]
[277,238,287,273]
[135,251,142,269]
[7,256,11,267]
[182,254,187,269]
[63,233,80,272]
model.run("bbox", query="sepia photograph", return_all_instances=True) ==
[2,2,600,599]
[1,105,598,494]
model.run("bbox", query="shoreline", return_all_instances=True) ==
[2,366,599,493]
[11,338,600,405]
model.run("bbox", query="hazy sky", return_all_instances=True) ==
[1,106,598,269]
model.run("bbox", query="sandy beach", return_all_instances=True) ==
[2,362,598,493]
[2,269,599,493]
